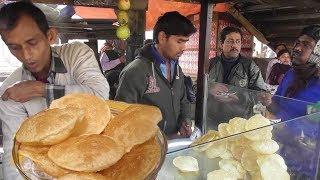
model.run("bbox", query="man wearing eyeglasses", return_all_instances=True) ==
[208,26,265,91]
[207,27,265,128]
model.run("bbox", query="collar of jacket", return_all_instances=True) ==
[138,43,178,65]
[51,49,68,73]
[216,53,251,65]
[150,45,178,66]
[221,53,239,62]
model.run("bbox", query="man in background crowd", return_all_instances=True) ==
[99,40,126,74]
[265,43,287,80]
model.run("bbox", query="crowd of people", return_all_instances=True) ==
[0,1,320,179]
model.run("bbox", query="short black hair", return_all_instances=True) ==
[299,25,320,42]
[0,1,49,35]
[153,11,196,43]
[275,43,287,49]
[277,49,290,58]
[220,26,242,42]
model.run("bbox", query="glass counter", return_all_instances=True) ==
[203,81,316,132]
[158,78,320,180]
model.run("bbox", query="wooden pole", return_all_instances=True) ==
[126,10,146,64]
[195,1,213,131]
[227,6,269,45]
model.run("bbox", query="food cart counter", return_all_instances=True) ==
[158,80,320,179]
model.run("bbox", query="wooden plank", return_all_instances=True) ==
[32,0,74,4]
[126,10,146,64]
[59,30,117,39]
[253,12,320,22]
[165,0,234,3]
[32,0,148,10]
[243,4,296,12]
[255,18,320,27]
[227,6,269,44]
[52,23,117,30]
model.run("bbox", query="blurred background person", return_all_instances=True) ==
[99,40,126,74]
[265,43,287,80]
[267,49,292,85]
[100,40,126,99]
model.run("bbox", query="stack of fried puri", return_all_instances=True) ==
[15,94,164,179]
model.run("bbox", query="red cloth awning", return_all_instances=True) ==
[75,6,117,19]
[74,1,230,30]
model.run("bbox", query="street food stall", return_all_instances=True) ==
[11,77,320,179]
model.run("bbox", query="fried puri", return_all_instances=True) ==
[102,104,162,152]
[101,137,161,180]
[50,93,111,136]
[48,134,125,172]
[19,145,72,177]
[16,108,85,145]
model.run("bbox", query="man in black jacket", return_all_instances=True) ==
[207,27,266,129]
[115,11,196,138]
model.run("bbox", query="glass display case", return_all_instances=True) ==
[158,77,320,180]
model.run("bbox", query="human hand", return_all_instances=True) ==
[179,120,192,138]
[209,83,228,95]
[215,93,239,103]
[210,83,238,102]
[1,80,45,102]
[258,91,273,106]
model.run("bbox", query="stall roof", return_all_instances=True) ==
[72,1,229,30]
[31,0,320,48]
[170,0,320,48]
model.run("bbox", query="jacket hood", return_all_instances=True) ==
[136,43,155,62]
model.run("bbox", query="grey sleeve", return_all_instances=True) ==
[115,65,147,103]
[178,72,191,125]
[249,62,267,91]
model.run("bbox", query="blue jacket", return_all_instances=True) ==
[273,69,320,179]
[274,69,320,122]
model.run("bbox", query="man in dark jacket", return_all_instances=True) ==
[115,11,196,138]
[207,27,266,129]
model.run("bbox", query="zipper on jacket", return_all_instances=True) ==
[163,120,167,132]
[171,87,177,127]
[153,61,178,133]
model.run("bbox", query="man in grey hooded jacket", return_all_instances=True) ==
[115,11,196,138]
